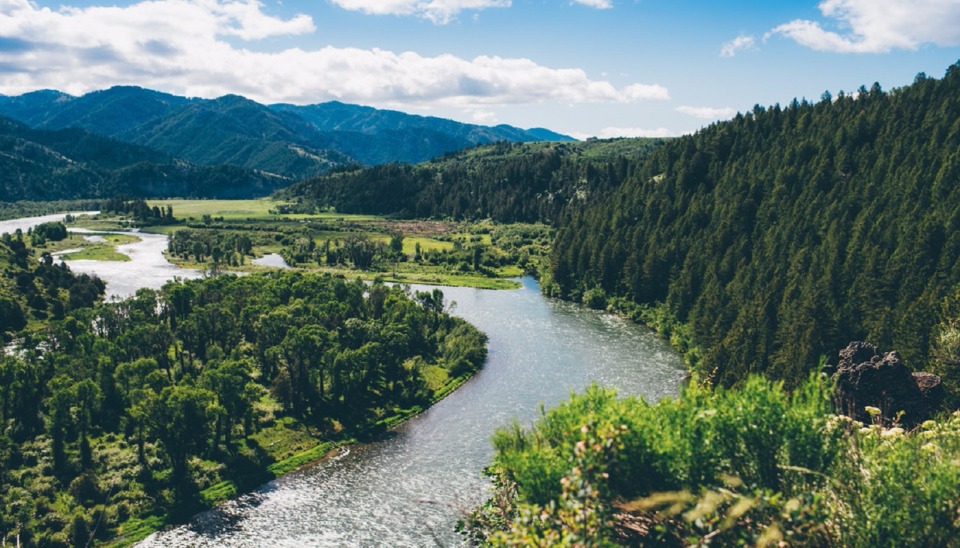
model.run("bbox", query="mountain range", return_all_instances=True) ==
[0,86,574,198]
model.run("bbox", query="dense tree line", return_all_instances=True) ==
[0,271,486,546]
[549,63,960,388]
[27,222,68,246]
[100,197,174,225]
[281,139,664,223]
[167,229,254,266]
[0,235,104,334]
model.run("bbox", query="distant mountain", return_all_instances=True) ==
[0,87,576,181]
[1,86,193,136]
[0,115,285,200]
[117,94,350,179]
[270,101,575,165]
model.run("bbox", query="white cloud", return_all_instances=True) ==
[720,34,756,57]
[571,0,613,8]
[0,0,668,110]
[768,0,960,53]
[675,105,736,119]
[469,109,498,124]
[621,83,670,101]
[328,0,511,24]
[573,127,675,139]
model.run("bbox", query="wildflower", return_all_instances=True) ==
[864,406,881,417]
[881,427,904,438]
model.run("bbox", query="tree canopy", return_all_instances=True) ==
[549,63,960,387]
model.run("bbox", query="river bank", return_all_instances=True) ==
[141,278,685,547]
[111,368,480,547]
[2,211,685,547]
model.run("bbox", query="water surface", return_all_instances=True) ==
[252,253,291,269]
[3,213,686,546]
[64,229,201,299]
[142,277,686,547]
[0,211,99,235]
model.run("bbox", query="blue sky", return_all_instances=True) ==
[1,0,959,138]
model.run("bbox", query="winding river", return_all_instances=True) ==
[3,214,686,546]
[142,278,686,546]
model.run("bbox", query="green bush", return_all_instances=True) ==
[472,375,960,546]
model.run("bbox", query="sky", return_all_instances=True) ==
[1,0,959,139]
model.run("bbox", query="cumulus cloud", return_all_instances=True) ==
[621,83,670,101]
[571,0,613,8]
[0,0,668,109]
[328,0,511,24]
[675,105,736,119]
[573,127,674,139]
[720,34,756,57]
[469,109,498,124]
[768,0,960,53]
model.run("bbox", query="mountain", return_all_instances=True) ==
[0,86,193,136]
[0,115,286,200]
[0,87,575,181]
[549,63,960,388]
[281,137,664,223]
[270,101,574,164]
[118,94,350,179]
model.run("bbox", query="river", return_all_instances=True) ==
[4,213,686,546]
[142,277,686,547]
[0,211,99,235]
[64,228,202,299]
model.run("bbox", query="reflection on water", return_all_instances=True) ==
[251,253,291,269]
[143,277,686,547]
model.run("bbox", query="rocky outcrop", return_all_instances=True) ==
[828,341,944,426]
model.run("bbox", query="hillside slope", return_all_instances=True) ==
[281,138,664,223]
[0,115,286,200]
[0,87,575,180]
[271,101,574,165]
[550,63,960,386]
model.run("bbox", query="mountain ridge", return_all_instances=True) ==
[0,86,575,180]
[0,114,287,200]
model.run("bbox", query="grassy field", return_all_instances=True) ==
[30,232,138,261]
[57,234,138,261]
[147,199,383,222]
[53,200,550,290]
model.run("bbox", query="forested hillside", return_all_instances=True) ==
[271,101,574,165]
[549,63,960,387]
[0,86,574,180]
[282,138,665,223]
[0,115,287,200]
[120,95,351,179]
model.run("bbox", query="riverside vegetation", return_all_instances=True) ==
[0,226,487,546]
[275,63,960,544]
[463,376,960,546]
[4,61,960,545]
[458,63,960,545]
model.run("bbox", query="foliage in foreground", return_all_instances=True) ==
[0,271,486,546]
[465,375,960,546]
